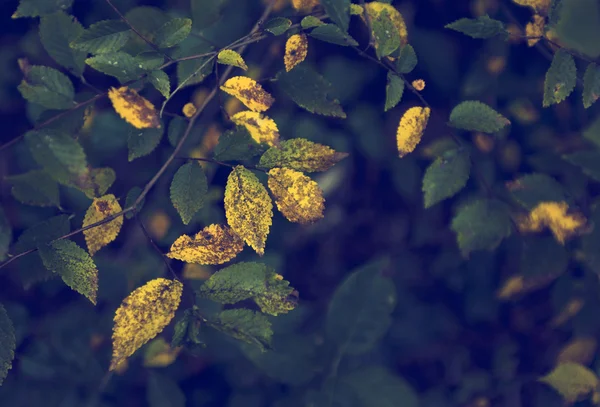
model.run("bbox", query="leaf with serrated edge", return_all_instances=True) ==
[205,309,273,351]
[82,194,123,256]
[284,34,308,72]
[167,224,243,264]
[108,86,160,129]
[231,111,280,147]
[217,49,248,70]
[396,106,430,157]
[543,49,576,107]
[71,20,131,53]
[268,168,325,224]
[170,162,208,225]
[422,148,471,208]
[539,363,599,404]
[220,77,274,112]
[259,138,348,172]
[39,11,86,76]
[449,101,510,133]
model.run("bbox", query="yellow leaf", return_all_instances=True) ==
[396,106,431,157]
[224,166,273,255]
[143,337,182,368]
[497,273,559,300]
[539,362,599,404]
[231,111,280,147]
[350,4,363,15]
[182,102,197,118]
[292,0,320,12]
[268,168,325,224]
[518,201,587,244]
[108,86,160,129]
[167,224,244,265]
[557,337,597,366]
[284,34,308,72]
[110,278,183,370]
[364,2,408,47]
[220,76,274,112]
[217,49,248,71]
[525,15,545,47]
[412,79,425,91]
[83,194,124,256]
[512,0,551,14]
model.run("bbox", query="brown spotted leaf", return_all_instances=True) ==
[82,194,124,256]
[259,138,348,172]
[108,86,160,129]
[220,76,274,112]
[231,111,280,147]
[284,34,308,72]
[396,106,431,157]
[167,224,244,265]
[268,168,325,224]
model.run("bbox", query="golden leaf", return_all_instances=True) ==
[364,2,408,47]
[231,111,280,146]
[512,0,551,14]
[539,362,599,404]
[220,76,274,112]
[143,337,182,368]
[396,106,431,157]
[292,0,320,12]
[217,49,248,71]
[259,138,349,172]
[167,224,244,265]
[182,102,197,118]
[284,34,308,72]
[497,273,559,300]
[557,337,597,366]
[518,201,587,244]
[268,168,325,224]
[83,194,124,256]
[224,166,273,255]
[412,79,425,91]
[525,15,545,47]
[110,278,183,370]
[108,86,160,129]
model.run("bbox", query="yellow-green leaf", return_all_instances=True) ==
[284,34,308,72]
[220,76,274,112]
[224,166,273,255]
[108,86,160,129]
[217,49,248,70]
[110,278,183,370]
[517,201,587,244]
[259,138,348,172]
[363,2,408,49]
[396,106,430,157]
[231,111,280,147]
[539,362,599,403]
[167,224,244,265]
[268,168,325,224]
[83,194,124,256]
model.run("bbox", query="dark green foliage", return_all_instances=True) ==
[384,72,404,111]
[173,43,214,88]
[422,148,471,208]
[5,170,60,208]
[125,186,145,219]
[309,24,358,46]
[0,304,15,386]
[563,151,600,182]
[507,173,568,210]
[205,309,273,351]
[445,15,507,39]
[12,0,73,18]
[521,236,568,278]
[449,101,510,133]
[263,17,292,36]
[12,215,71,254]
[128,125,164,161]
[395,44,417,73]
[543,49,576,107]
[583,63,600,108]
[301,16,324,29]
[147,371,185,407]
[170,162,208,225]
[0,209,10,262]
[372,9,401,58]
[154,18,192,48]
[213,126,264,161]
[18,66,74,109]
[39,11,86,76]
[85,52,146,83]
[148,70,170,98]
[320,0,351,32]
[70,20,131,54]
[167,116,187,147]
[191,0,229,30]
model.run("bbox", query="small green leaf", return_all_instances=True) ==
[395,44,417,74]
[543,49,576,107]
[0,303,15,385]
[191,0,228,30]
[148,70,170,98]
[167,116,187,147]
[5,170,60,207]
[521,236,568,278]
[321,0,351,32]
[38,239,98,305]
[124,186,145,219]
[171,309,192,348]
[422,148,471,208]
[277,64,346,118]
[18,65,74,109]
[384,72,404,112]
[70,20,131,54]
[326,259,396,354]
[86,52,144,83]
[12,0,73,18]
[128,126,164,161]
[205,309,272,351]
[73,167,116,199]
[507,173,568,210]
[301,16,324,29]
[445,15,507,39]
[451,199,512,257]
[13,215,70,254]
[213,126,264,162]
[337,367,418,407]
[372,9,401,58]
[0,208,11,262]
[217,49,248,71]
[173,44,214,88]
[39,11,86,76]
[170,162,208,225]
[449,100,510,133]
[154,18,192,48]
[264,17,292,36]
[147,371,186,407]
[198,262,297,316]
[309,24,359,46]
[539,362,599,404]
[563,151,600,182]
[583,63,600,108]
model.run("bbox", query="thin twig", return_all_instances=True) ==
[135,213,178,280]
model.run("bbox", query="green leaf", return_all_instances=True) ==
[507,173,568,210]
[170,162,208,225]
[395,44,417,74]
[86,52,145,83]
[217,50,247,71]
[277,64,346,118]
[173,44,214,88]
[338,367,418,407]
[543,49,577,107]
[0,208,11,262]
[154,18,192,48]
[124,186,145,219]
[70,20,131,54]
[125,6,169,37]
[214,126,265,162]
[326,259,396,354]
[445,15,507,39]
[18,65,74,109]
[309,24,358,46]
[135,52,165,70]
[301,16,324,29]
[147,371,186,407]
[521,236,568,278]
[34,94,90,134]
[583,115,600,148]
[5,170,60,207]
[191,0,229,30]
[449,100,510,133]
[548,0,564,28]
[38,239,98,305]
[583,63,600,108]
[451,199,512,257]
[384,72,404,112]
[372,9,401,58]
[205,309,272,351]
[422,148,471,208]
[0,303,15,385]
[264,17,292,36]
[321,0,351,32]
[39,11,86,76]
[167,116,187,147]
[128,126,164,161]
[12,0,73,18]
[171,309,193,348]
[73,167,116,199]
[148,70,170,98]
[198,262,297,316]
[13,215,70,254]
[563,151,600,182]
[539,362,599,404]
[25,130,88,184]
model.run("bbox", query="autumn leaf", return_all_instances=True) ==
[110,278,183,370]
[518,201,587,244]
[217,49,248,71]
[396,106,431,157]
[363,2,408,48]
[224,166,273,255]
[539,362,599,404]
[259,138,348,172]
[83,194,123,256]
[284,34,308,72]
[231,111,280,147]
[513,0,551,14]
[220,76,274,112]
[557,337,597,366]
[292,0,320,12]
[525,15,545,47]
[108,86,160,129]
[268,168,325,224]
[167,224,244,265]
[182,102,197,118]
[143,337,181,368]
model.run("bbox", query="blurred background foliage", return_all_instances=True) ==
[2,0,600,406]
